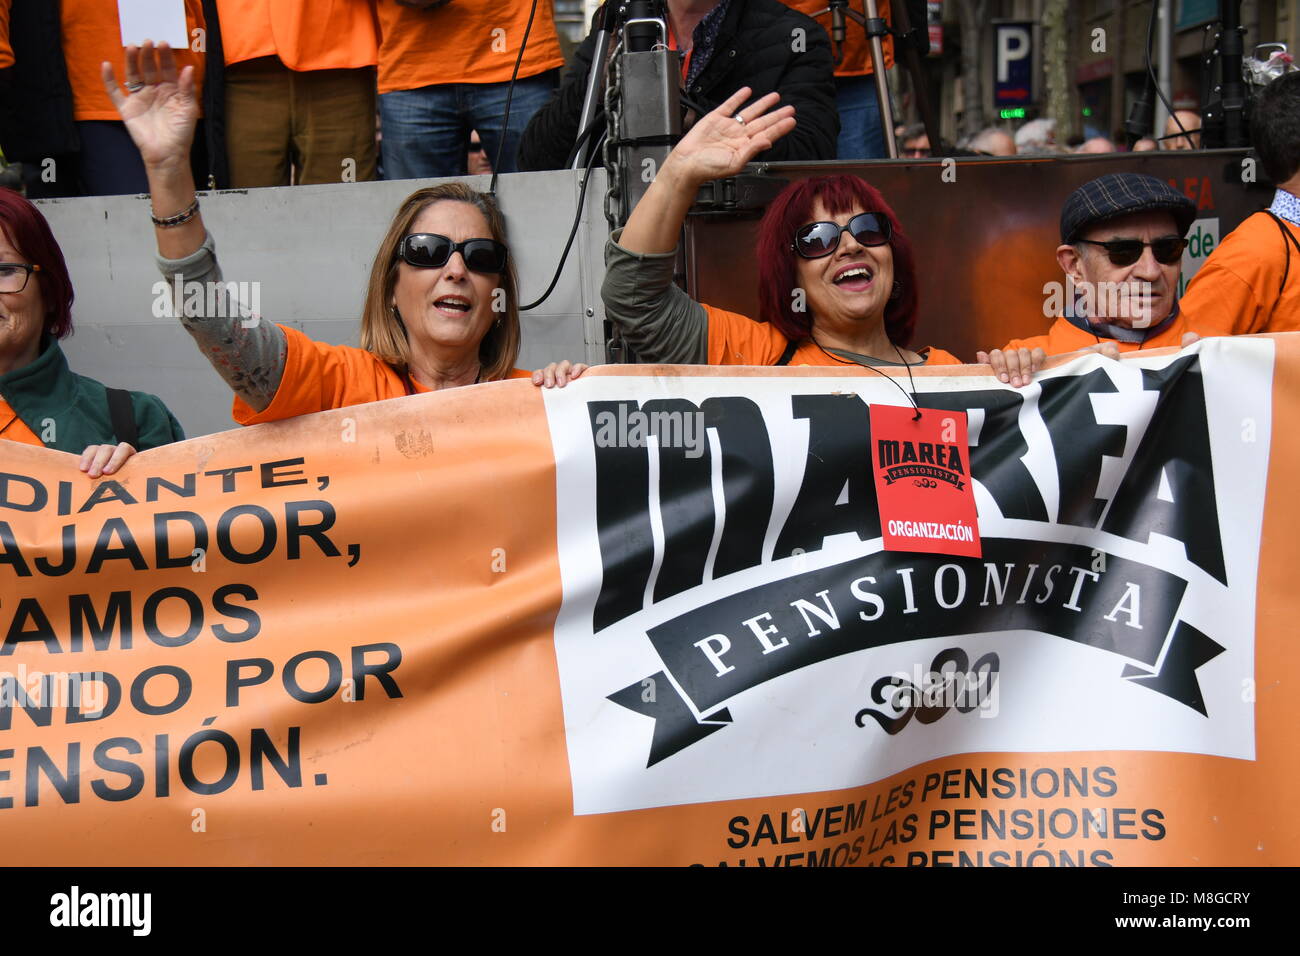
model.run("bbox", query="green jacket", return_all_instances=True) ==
[0,337,184,452]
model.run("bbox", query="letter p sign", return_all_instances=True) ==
[996,26,1031,84]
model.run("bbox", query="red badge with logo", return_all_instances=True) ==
[870,404,981,557]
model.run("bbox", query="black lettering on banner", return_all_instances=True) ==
[916,390,1047,521]
[66,671,121,724]
[142,587,204,647]
[285,500,342,559]
[91,737,145,801]
[216,505,277,564]
[0,521,32,575]
[1038,368,1127,528]
[154,511,208,569]
[775,394,880,558]
[649,399,724,604]
[589,400,654,632]
[69,592,131,652]
[129,665,192,715]
[1,598,60,655]
[27,744,78,806]
[0,472,46,512]
[590,398,774,631]
[85,518,148,574]
[1100,356,1227,584]
[77,480,137,512]
[34,525,76,576]
[0,672,55,730]
[211,584,261,642]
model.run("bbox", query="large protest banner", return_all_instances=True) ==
[1,335,1296,865]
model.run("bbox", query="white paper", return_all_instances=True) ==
[117,0,191,50]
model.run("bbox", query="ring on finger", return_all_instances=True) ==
[733,113,746,126]
[125,80,145,92]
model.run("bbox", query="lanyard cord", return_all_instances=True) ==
[807,335,923,420]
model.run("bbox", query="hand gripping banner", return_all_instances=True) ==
[1,336,1297,865]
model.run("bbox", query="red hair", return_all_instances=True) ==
[0,188,75,338]
[756,175,918,347]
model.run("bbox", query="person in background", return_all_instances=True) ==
[378,0,564,179]
[899,123,929,158]
[1160,109,1201,150]
[1076,137,1116,154]
[0,0,206,197]
[1014,117,1056,155]
[520,0,839,171]
[1131,137,1158,152]
[1180,71,1300,334]
[784,0,893,159]
[109,43,585,433]
[467,130,493,177]
[978,173,1202,386]
[604,89,963,371]
[967,127,1016,157]
[0,189,183,472]
[215,0,379,187]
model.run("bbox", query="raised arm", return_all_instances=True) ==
[602,90,795,363]
[104,42,286,412]
[620,88,794,254]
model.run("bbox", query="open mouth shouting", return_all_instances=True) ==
[832,262,876,292]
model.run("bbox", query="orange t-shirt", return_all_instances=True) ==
[376,1,565,94]
[234,325,532,425]
[0,0,13,70]
[704,304,963,367]
[63,0,206,121]
[1179,211,1300,335]
[216,0,378,70]
[0,397,43,446]
[784,0,894,77]
[1000,314,1195,355]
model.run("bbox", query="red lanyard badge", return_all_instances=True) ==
[870,404,982,558]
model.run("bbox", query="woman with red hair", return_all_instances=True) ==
[604,89,962,369]
[0,188,183,472]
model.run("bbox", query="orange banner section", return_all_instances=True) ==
[0,338,1297,865]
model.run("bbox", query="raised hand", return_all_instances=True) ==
[662,87,796,187]
[102,41,198,171]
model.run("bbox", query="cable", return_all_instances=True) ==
[489,0,540,198]
[521,130,605,311]
[565,112,607,170]
[808,334,923,418]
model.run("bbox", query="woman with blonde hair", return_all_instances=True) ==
[107,42,584,429]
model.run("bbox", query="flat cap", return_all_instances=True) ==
[1060,173,1197,243]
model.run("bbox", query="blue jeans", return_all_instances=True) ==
[835,74,888,160]
[379,72,557,180]
[78,121,150,195]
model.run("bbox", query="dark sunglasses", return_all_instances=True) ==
[1075,236,1186,266]
[792,212,893,259]
[397,233,508,273]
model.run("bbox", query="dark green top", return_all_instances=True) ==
[0,337,184,452]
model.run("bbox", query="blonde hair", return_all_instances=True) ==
[360,183,521,382]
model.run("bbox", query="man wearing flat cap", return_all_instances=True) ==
[979,172,1206,385]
